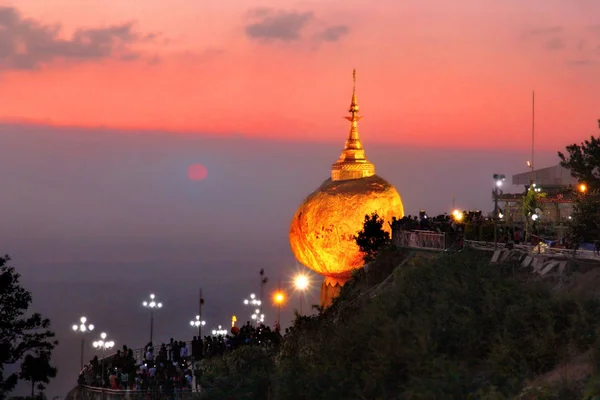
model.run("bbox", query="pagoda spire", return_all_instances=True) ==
[331,69,375,181]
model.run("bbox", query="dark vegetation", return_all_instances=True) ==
[199,240,600,399]
[559,126,600,244]
[0,256,58,400]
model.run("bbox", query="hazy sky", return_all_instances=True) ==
[0,0,597,397]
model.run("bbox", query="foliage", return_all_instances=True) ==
[199,251,600,399]
[558,134,600,189]
[567,192,600,245]
[0,256,57,400]
[273,251,600,399]
[19,353,56,397]
[558,132,600,245]
[198,345,276,400]
[354,212,390,262]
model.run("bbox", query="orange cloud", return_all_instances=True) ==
[0,5,158,70]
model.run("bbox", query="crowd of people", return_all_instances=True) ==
[78,322,282,393]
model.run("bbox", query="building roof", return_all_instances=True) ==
[512,164,577,187]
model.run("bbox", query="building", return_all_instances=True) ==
[497,164,578,225]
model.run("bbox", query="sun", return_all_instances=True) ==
[188,164,208,181]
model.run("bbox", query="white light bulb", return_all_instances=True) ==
[150,294,155,299]
[88,324,94,331]
[72,325,78,331]
[101,332,107,339]
[80,317,87,323]
[80,324,86,332]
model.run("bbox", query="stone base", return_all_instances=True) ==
[320,276,348,308]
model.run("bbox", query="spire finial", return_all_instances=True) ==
[330,68,375,181]
[349,69,359,115]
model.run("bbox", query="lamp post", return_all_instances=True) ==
[72,316,94,371]
[293,274,310,315]
[197,288,205,337]
[243,293,262,326]
[190,315,206,336]
[142,294,162,344]
[273,290,285,328]
[92,333,114,392]
[211,325,228,336]
[259,269,268,316]
[493,174,505,249]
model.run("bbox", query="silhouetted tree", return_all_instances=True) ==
[558,126,600,245]
[20,352,57,397]
[355,212,390,263]
[0,255,57,400]
[558,132,600,190]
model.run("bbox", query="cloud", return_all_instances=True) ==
[245,9,314,42]
[316,25,349,42]
[525,26,564,36]
[545,37,564,51]
[244,8,350,45]
[0,6,156,71]
[568,59,595,67]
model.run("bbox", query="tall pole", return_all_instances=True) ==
[494,185,499,249]
[531,90,535,184]
[259,269,268,319]
[150,310,154,344]
[198,288,204,337]
[80,338,84,371]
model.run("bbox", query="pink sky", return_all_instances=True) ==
[1,0,599,149]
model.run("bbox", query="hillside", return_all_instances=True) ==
[202,247,600,399]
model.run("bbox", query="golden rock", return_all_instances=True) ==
[289,175,404,282]
[289,69,405,306]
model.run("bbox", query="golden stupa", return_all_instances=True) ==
[289,70,405,307]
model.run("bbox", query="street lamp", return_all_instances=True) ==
[259,269,268,316]
[92,333,114,390]
[190,315,206,336]
[579,183,587,194]
[211,325,228,336]
[72,316,94,371]
[251,309,265,324]
[273,290,286,327]
[142,293,162,344]
[293,274,310,315]
[243,293,262,326]
[451,210,464,222]
[493,174,505,249]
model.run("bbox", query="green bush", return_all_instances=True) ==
[200,250,600,399]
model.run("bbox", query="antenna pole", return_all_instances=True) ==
[531,90,535,184]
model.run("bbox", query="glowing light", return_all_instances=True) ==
[273,291,285,305]
[190,315,206,328]
[188,164,208,181]
[142,294,163,309]
[452,210,464,221]
[72,316,94,333]
[579,183,587,193]
[294,274,310,291]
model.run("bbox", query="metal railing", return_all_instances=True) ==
[465,240,598,260]
[81,341,194,388]
[392,230,447,251]
[76,384,198,400]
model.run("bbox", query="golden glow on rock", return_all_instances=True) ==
[289,175,404,281]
